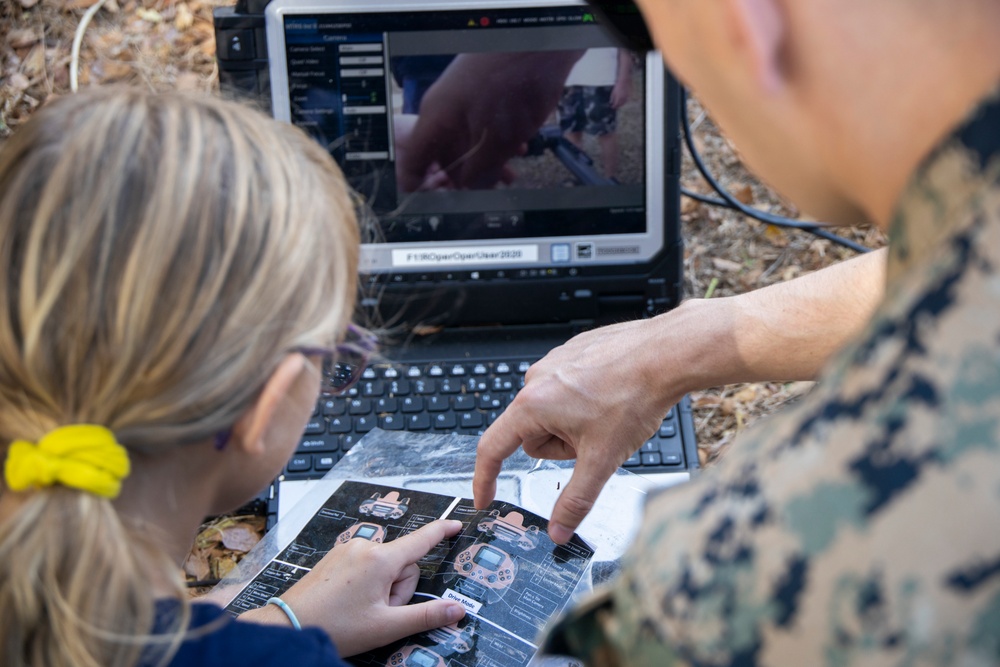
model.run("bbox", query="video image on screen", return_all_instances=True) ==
[279,5,658,252]
[373,47,648,243]
[390,47,645,194]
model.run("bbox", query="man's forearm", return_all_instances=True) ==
[643,248,887,396]
[735,246,887,380]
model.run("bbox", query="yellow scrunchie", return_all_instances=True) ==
[4,425,131,499]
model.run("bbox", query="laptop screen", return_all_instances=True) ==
[266,1,669,278]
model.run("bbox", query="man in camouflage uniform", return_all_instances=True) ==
[476,0,1000,663]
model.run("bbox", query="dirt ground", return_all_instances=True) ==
[1,0,886,585]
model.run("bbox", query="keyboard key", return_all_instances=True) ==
[662,453,683,466]
[453,395,476,411]
[472,363,489,375]
[624,452,641,467]
[287,455,312,473]
[406,366,422,377]
[383,367,399,379]
[406,414,431,431]
[349,398,372,415]
[641,452,661,466]
[380,414,404,431]
[426,396,448,412]
[495,362,511,374]
[354,415,375,433]
[388,379,410,396]
[478,393,504,410]
[460,412,483,428]
[487,409,502,425]
[299,435,339,453]
[433,412,457,429]
[401,396,424,413]
[413,379,436,394]
[376,397,398,413]
[328,417,350,433]
[303,419,326,435]
[427,365,445,377]
[362,381,385,397]
[491,377,513,391]
[340,434,360,451]
[517,361,531,373]
[315,454,338,471]
[642,440,660,452]
[362,368,377,380]
[321,398,345,416]
[465,378,487,392]
[439,379,459,394]
[665,406,675,420]
[449,364,467,376]
[659,422,677,438]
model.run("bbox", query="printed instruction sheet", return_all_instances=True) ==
[225,481,594,667]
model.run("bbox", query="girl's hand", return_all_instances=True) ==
[276,519,466,656]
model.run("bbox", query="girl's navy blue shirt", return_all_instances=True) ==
[145,601,348,667]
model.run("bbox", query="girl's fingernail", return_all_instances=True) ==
[446,604,465,622]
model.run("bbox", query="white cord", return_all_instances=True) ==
[70,0,111,92]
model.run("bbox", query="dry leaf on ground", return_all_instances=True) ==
[184,550,211,581]
[712,257,743,273]
[220,524,261,552]
[733,183,754,205]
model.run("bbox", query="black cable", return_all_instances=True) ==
[681,188,731,208]
[680,87,870,254]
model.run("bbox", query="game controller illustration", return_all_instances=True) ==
[386,645,446,667]
[477,510,540,551]
[450,543,518,596]
[335,522,386,546]
[424,620,474,654]
[359,491,409,520]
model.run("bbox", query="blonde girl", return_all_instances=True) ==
[0,88,464,667]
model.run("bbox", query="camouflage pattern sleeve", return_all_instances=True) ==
[542,92,1000,667]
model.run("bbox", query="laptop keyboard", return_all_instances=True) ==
[283,359,692,479]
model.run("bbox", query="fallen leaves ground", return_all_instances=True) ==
[1,0,886,586]
[185,515,265,594]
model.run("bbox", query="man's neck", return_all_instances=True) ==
[850,3,1000,226]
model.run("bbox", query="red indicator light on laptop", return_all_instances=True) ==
[480,16,490,26]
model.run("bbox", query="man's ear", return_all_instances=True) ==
[726,0,787,93]
[231,354,308,456]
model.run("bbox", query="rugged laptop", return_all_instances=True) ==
[214,0,697,527]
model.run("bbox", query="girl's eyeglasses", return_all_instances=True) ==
[294,323,379,396]
[585,0,654,54]
[214,324,378,451]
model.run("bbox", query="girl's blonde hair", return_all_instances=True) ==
[0,87,359,666]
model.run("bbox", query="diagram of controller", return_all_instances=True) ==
[451,543,518,593]
[359,491,410,520]
[335,521,386,546]
[476,510,540,551]
[385,645,447,667]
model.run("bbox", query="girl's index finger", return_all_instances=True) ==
[388,519,464,565]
